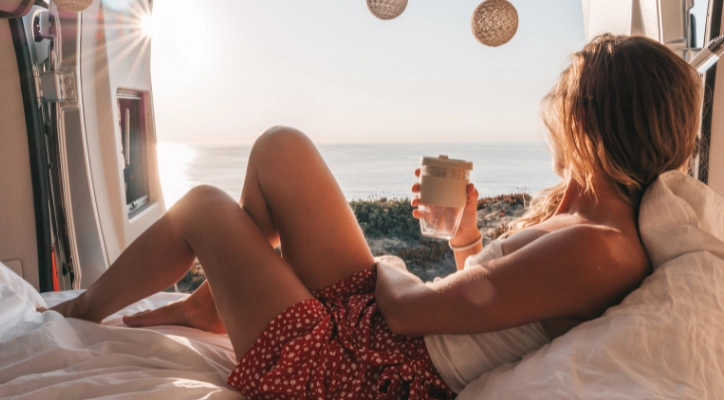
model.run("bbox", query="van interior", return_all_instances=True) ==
[1,0,723,398]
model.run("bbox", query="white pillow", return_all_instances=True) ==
[457,171,724,400]
[0,261,46,308]
[0,261,48,338]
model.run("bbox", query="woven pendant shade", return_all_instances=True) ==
[53,0,94,12]
[471,0,518,47]
[367,0,408,20]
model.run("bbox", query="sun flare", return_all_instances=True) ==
[141,13,154,37]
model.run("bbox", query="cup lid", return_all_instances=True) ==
[420,155,473,170]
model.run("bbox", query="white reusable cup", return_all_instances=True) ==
[418,155,473,239]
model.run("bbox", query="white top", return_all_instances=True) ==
[424,239,551,394]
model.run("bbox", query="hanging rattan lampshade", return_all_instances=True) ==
[53,0,94,12]
[367,0,408,20]
[471,0,519,47]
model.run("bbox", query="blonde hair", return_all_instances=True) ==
[509,34,703,233]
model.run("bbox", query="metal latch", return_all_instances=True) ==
[40,71,77,102]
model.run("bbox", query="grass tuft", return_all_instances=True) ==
[350,198,420,240]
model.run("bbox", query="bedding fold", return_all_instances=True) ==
[0,275,241,399]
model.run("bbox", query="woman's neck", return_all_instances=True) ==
[555,177,636,225]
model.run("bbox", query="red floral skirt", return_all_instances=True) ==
[227,266,453,399]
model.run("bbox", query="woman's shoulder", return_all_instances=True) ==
[506,214,642,253]
[563,224,647,262]
[504,222,649,289]
[501,218,617,255]
[497,224,648,320]
[550,224,650,299]
[542,224,647,268]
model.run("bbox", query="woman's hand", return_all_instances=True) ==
[411,168,481,247]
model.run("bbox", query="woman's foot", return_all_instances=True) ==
[45,295,102,323]
[123,290,227,334]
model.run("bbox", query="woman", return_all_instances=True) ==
[49,34,702,399]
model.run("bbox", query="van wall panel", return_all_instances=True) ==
[0,18,40,289]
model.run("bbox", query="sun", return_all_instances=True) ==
[141,13,154,37]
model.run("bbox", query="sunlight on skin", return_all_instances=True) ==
[156,143,197,207]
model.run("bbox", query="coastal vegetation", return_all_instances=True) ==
[351,193,530,282]
[176,193,530,292]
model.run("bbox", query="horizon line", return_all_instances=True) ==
[157,140,551,146]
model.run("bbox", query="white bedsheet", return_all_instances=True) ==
[0,266,241,400]
[457,171,724,399]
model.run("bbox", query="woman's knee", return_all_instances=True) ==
[176,185,237,217]
[186,184,231,202]
[170,185,245,236]
[251,126,317,162]
[257,125,310,145]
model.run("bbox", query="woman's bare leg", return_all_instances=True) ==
[126,126,376,331]
[238,126,375,290]
[123,278,226,334]
[53,185,312,359]
[124,127,374,333]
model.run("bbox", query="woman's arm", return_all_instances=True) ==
[376,225,645,337]
[449,234,483,271]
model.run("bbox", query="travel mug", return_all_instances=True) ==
[418,155,473,239]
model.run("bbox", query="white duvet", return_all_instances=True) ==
[0,272,241,399]
[1,170,723,399]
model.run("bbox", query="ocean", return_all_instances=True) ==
[156,142,561,206]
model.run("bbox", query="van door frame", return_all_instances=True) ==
[700,0,723,183]
[8,16,54,292]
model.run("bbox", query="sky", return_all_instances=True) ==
[148,0,708,144]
